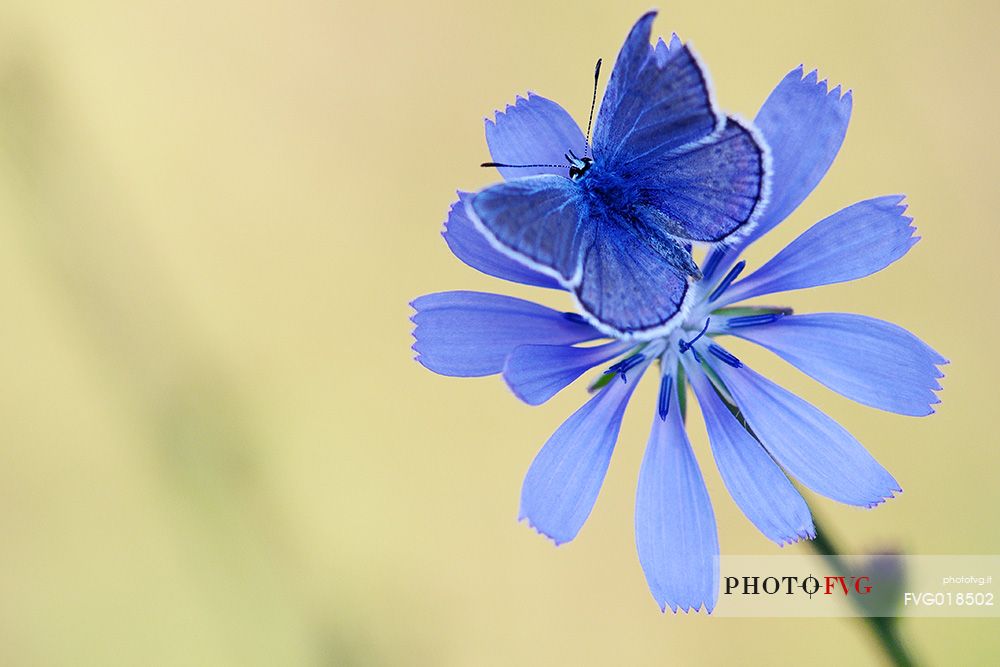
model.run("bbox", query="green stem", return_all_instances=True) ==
[807,518,917,667]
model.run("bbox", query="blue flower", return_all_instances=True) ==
[412,66,945,613]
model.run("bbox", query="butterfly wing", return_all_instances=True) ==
[466,12,767,337]
[593,12,770,246]
[573,211,692,338]
[467,175,592,284]
[591,11,721,173]
[468,175,691,337]
[635,117,770,243]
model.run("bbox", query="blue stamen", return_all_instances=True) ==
[657,375,673,421]
[605,354,645,383]
[612,354,646,383]
[701,247,725,282]
[708,343,743,368]
[563,312,588,324]
[604,354,646,375]
[604,359,626,374]
[679,318,711,353]
[707,260,747,303]
[726,312,786,328]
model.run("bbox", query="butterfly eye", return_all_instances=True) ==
[569,156,594,181]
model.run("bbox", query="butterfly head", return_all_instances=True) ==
[566,150,594,181]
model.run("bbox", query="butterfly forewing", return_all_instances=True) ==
[468,175,592,284]
[591,12,721,171]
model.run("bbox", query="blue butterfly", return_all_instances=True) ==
[466,11,770,338]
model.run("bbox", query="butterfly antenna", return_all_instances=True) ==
[584,58,602,157]
[481,162,566,169]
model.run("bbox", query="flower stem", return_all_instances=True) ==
[807,517,917,667]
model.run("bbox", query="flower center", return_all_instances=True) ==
[678,317,710,353]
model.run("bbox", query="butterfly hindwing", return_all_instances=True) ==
[573,213,691,337]
[637,117,769,243]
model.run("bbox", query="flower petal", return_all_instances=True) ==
[485,93,586,181]
[635,377,719,613]
[719,196,917,305]
[653,34,684,65]
[520,359,649,545]
[503,341,632,405]
[728,313,945,416]
[442,194,561,289]
[685,362,815,545]
[709,349,900,507]
[702,67,852,282]
[411,291,600,377]
[747,66,853,244]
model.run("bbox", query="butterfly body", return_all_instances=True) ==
[570,159,703,279]
[468,11,770,339]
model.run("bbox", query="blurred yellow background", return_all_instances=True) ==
[0,0,996,664]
